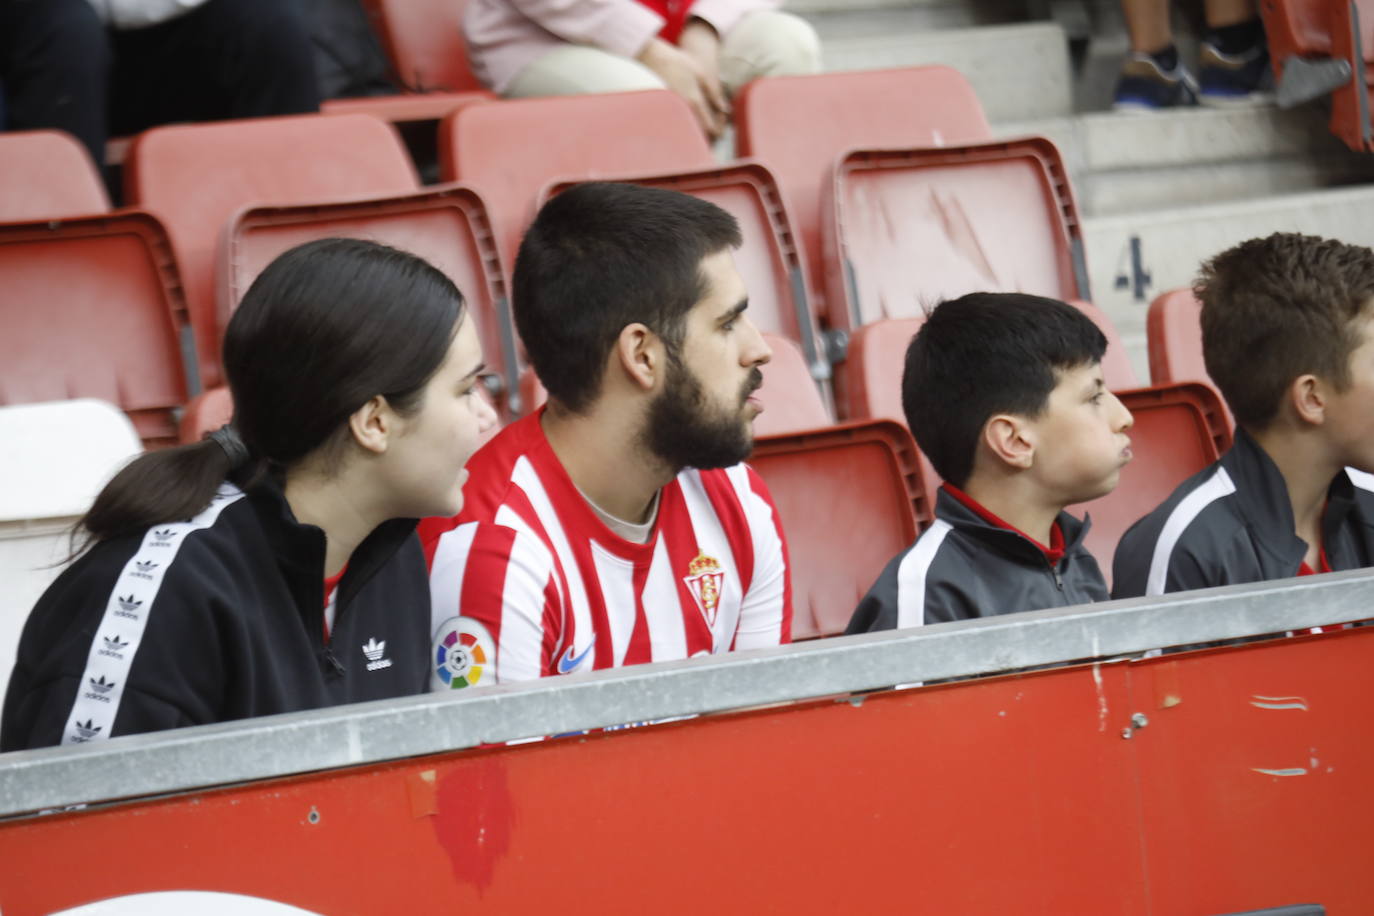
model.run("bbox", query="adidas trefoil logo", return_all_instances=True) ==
[150,528,177,547]
[83,676,116,703]
[362,637,392,672]
[71,719,102,742]
[99,635,129,659]
[131,560,159,581]
[115,595,142,619]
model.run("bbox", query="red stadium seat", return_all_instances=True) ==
[218,185,521,417]
[823,138,1088,336]
[321,91,494,128]
[178,386,234,444]
[0,213,191,448]
[0,130,110,220]
[1070,382,1233,582]
[1146,288,1209,386]
[751,420,929,640]
[363,0,485,93]
[545,161,826,380]
[439,90,715,267]
[735,66,993,321]
[752,334,832,436]
[125,113,420,389]
[1147,287,1236,432]
[1263,0,1374,151]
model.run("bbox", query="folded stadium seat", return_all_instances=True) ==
[544,162,828,390]
[1262,0,1374,151]
[751,334,832,435]
[734,66,993,328]
[750,420,929,639]
[177,386,234,444]
[822,138,1089,338]
[124,113,421,390]
[1147,288,1235,430]
[0,399,142,713]
[0,213,192,448]
[363,0,485,93]
[439,90,715,268]
[1069,382,1233,584]
[218,186,521,417]
[0,130,111,221]
[321,92,494,128]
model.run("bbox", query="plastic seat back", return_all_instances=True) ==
[219,185,521,417]
[365,0,483,92]
[0,399,142,714]
[824,138,1087,334]
[1070,383,1233,583]
[0,130,110,221]
[0,213,191,447]
[750,420,929,640]
[545,162,826,382]
[440,91,714,267]
[1147,288,1209,386]
[736,66,992,317]
[125,113,420,388]
[752,334,832,436]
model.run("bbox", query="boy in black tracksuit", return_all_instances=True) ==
[1113,233,1374,599]
[848,293,1135,633]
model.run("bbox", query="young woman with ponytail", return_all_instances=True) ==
[2,238,496,750]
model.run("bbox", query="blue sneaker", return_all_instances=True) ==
[1197,41,1274,106]
[1112,53,1199,112]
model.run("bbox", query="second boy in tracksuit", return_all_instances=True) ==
[848,293,1135,632]
[1114,233,1374,598]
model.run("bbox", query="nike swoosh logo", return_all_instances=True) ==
[557,638,595,674]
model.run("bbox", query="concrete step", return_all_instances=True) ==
[994,105,1374,216]
[821,22,1074,120]
[1082,185,1374,381]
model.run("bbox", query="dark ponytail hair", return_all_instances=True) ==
[79,238,465,545]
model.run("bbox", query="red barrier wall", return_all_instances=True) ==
[2,626,1370,915]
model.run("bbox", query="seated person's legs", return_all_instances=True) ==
[108,0,318,136]
[0,0,111,164]
[505,44,666,98]
[717,10,821,96]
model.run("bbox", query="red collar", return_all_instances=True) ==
[1297,501,1332,576]
[942,483,1066,565]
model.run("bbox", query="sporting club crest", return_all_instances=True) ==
[683,551,726,628]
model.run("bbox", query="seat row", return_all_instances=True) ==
[0,69,1237,639]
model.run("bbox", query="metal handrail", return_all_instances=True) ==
[2,569,1372,819]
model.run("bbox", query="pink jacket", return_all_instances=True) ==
[464,0,781,94]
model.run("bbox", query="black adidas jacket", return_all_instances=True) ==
[2,476,431,751]
[1112,428,1374,599]
[846,488,1109,633]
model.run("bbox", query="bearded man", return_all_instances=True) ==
[420,182,791,688]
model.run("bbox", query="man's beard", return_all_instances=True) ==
[644,356,762,471]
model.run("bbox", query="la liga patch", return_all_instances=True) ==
[431,616,495,690]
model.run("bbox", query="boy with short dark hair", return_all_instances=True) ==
[847,292,1135,632]
[1113,233,1374,598]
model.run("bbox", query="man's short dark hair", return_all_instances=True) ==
[902,292,1107,488]
[512,181,742,413]
[1196,232,1374,429]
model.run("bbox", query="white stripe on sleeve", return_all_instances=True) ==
[726,464,787,650]
[896,520,953,630]
[1145,467,1237,596]
[62,484,244,746]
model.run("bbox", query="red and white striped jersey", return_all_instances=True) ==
[419,410,792,689]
